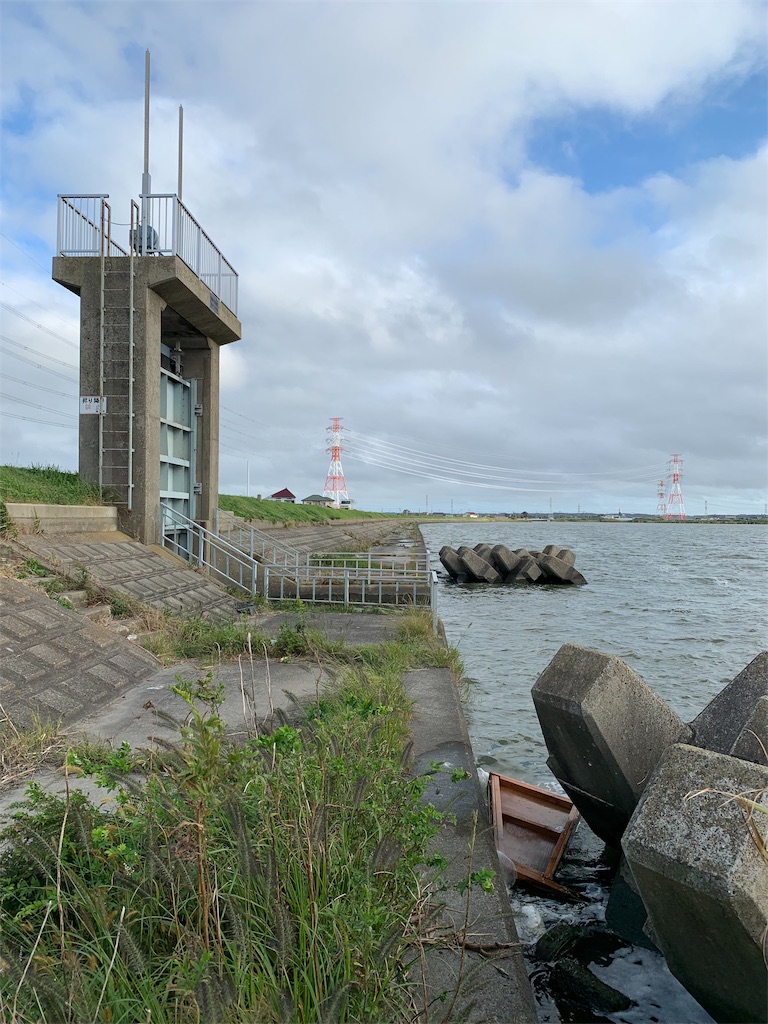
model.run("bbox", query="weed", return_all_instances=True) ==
[0,653,445,1023]
[0,708,64,791]
[16,557,48,578]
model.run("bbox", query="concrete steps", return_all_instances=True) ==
[5,503,119,535]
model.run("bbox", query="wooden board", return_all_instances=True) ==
[488,772,581,899]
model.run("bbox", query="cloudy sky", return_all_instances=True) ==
[1,1,766,515]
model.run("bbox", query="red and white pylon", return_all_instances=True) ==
[323,417,349,507]
[656,479,667,519]
[665,454,686,521]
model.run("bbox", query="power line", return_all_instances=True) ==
[346,429,662,482]
[0,336,78,371]
[0,300,79,350]
[0,233,50,274]
[0,409,77,429]
[1,282,79,332]
[2,373,78,398]
[0,392,77,419]
[0,346,78,383]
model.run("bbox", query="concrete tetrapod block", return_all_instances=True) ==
[456,545,502,584]
[691,650,768,754]
[531,644,691,846]
[729,695,768,766]
[622,744,768,1024]
[439,545,464,579]
[490,544,522,576]
[537,553,587,585]
[473,542,494,562]
[507,556,543,584]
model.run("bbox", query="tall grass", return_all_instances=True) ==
[0,615,454,1023]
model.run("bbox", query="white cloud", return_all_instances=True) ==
[1,1,766,513]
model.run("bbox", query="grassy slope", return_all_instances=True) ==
[0,465,105,505]
[218,493,395,523]
[0,467,399,521]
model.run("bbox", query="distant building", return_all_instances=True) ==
[302,494,334,507]
[269,487,296,503]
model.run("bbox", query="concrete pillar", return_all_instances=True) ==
[53,254,241,546]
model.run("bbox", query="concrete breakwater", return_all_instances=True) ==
[439,542,587,585]
[531,645,768,1024]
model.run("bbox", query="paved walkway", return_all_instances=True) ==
[0,577,159,727]
[18,532,238,620]
[0,524,537,1022]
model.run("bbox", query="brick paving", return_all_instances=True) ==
[0,577,159,726]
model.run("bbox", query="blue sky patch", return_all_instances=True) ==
[525,70,768,193]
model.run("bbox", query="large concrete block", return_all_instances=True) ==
[623,744,768,1024]
[532,644,690,845]
[473,542,494,562]
[729,695,768,766]
[537,553,587,586]
[691,651,768,754]
[457,546,502,584]
[508,556,542,584]
[438,545,463,579]
[490,544,522,576]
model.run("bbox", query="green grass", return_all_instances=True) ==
[0,612,458,1024]
[0,464,107,506]
[218,494,395,524]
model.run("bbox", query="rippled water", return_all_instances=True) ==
[419,521,767,1022]
[420,522,768,784]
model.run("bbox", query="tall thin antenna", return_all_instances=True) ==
[177,104,184,200]
[142,50,151,194]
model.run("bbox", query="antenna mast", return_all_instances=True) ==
[177,104,183,200]
[323,417,349,508]
[142,49,151,195]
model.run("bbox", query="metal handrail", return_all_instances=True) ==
[161,503,258,595]
[56,193,238,315]
[164,504,436,615]
[138,194,238,314]
[57,195,127,256]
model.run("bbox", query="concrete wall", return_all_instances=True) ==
[5,503,119,534]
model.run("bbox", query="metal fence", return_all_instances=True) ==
[57,195,127,257]
[216,516,430,574]
[138,194,238,314]
[161,503,259,595]
[164,505,437,624]
[56,193,238,315]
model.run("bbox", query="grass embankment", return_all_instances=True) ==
[0,611,465,1024]
[218,494,394,525]
[0,465,106,506]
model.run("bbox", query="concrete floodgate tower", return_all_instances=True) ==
[52,52,242,548]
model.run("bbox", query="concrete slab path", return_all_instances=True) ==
[0,522,537,1022]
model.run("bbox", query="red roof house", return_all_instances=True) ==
[270,487,296,503]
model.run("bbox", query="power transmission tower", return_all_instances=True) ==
[323,417,349,507]
[656,479,667,519]
[665,454,686,521]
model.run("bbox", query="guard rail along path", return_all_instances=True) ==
[161,505,438,626]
